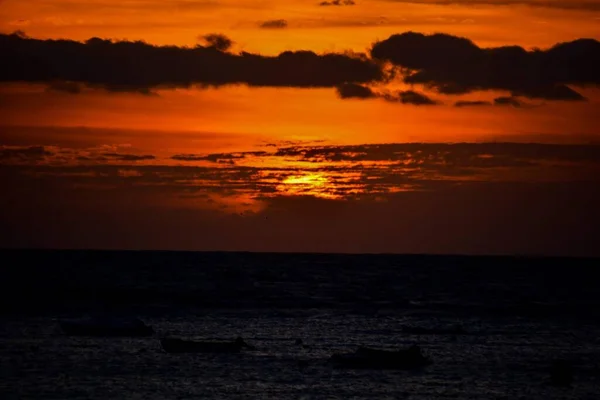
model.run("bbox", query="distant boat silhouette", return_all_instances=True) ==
[59,317,153,337]
[329,344,432,370]
[160,337,256,353]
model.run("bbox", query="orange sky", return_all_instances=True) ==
[1,0,599,254]
[1,0,599,146]
[2,0,599,52]
[1,83,600,151]
[2,0,599,141]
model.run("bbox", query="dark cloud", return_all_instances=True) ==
[172,151,267,163]
[3,30,598,103]
[45,81,156,96]
[11,30,28,39]
[336,84,437,104]
[172,154,216,162]
[378,89,439,104]
[454,100,491,107]
[0,32,382,90]
[7,142,600,189]
[336,82,376,98]
[371,32,600,100]
[319,0,356,5]
[346,143,593,161]
[259,19,288,29]
[0,146,53,161]
[397,90,438,105]
[98,85,158,96]
[270,143,600,169]
[102,153,156,161]
[46,81,83,94]
[199,33,234,52]
[11,142,600,170]
[261,139,327,148]
[512,84,586,101]
[494,96,523,107]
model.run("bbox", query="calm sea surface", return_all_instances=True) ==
[1,250,599,399]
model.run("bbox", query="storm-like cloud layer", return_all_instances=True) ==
[0,32,381,90]
[371,32,600,100]
[2,31,599,102]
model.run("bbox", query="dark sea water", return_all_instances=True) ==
[1,250,599,399]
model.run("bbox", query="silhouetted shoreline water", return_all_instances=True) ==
[1,250,599,398]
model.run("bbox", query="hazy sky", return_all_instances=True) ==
[1,0,599,255]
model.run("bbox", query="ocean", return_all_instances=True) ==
[1,250,599,399]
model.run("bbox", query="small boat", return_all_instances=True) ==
[160,337,256,354]
[59,317,154,337]
[329,344,432,370]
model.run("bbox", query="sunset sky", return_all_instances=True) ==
[1,0,599,255]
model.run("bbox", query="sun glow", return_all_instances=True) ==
[278,172,338,199]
